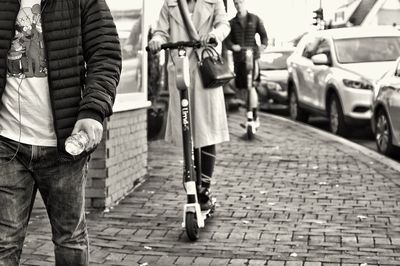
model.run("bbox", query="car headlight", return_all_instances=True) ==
[343,79,373,90]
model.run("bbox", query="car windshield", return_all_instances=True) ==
[259,51,293,70]
[334,37,400,63]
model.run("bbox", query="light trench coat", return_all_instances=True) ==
[152,0,231,148]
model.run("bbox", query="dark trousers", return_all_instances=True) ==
[0,136,89,266]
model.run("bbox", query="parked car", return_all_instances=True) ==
[258,46,294,105]
[371,57,400,157]
[287,27,400,136]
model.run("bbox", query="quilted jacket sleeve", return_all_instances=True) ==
[79,0,122,123]
[256,15,268,46]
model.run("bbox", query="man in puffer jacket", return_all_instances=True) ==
[0,0,121,265]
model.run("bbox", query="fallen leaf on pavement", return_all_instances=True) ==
[357,215,368,221]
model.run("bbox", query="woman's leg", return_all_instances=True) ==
[194,145,216,210]
[199,144,216,189]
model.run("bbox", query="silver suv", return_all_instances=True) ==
[287,27,400,135]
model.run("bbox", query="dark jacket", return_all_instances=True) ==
[225,12,268,62]
[0,0,122,159]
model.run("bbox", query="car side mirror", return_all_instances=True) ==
[311,54,329,65]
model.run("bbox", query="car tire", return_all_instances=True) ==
[288,88,308,122]
[375,109,398,157]
[328,94,348,136]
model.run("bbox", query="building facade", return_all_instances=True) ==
[85,0,151,209]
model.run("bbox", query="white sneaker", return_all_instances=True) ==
[247,120,257,134]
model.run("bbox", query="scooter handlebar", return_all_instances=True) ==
[146,38,217,52]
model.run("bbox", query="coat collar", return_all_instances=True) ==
[167,0,215,32]
[17,0,48,3]
[192,0,215,30]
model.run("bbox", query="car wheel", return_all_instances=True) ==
[288,89,308,122]
[375,109,397,157]
[328,94,347,136]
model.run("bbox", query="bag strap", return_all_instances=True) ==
[177,0,204,61]
[201,46,224,63]
[177,0,199,41]
[201,46,218,59]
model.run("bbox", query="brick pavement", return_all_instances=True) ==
[20,111,400,265]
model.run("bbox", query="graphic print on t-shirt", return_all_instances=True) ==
[7,4,47,78]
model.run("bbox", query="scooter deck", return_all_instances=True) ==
[201,198,216,218]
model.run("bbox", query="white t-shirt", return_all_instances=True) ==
[0,0,57,146]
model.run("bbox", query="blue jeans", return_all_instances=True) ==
[0,136,89,266]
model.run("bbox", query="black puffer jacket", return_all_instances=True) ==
[0,0,121,158]
[224,12,268,62]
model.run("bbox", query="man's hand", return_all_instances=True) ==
[260,44,267,53]
[72,118,103,152]
[148,38,162,53]
[232,44,241,52]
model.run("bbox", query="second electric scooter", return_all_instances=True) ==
[238,47,258,140]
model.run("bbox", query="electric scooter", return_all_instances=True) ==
[147,40,216,241]
[239,47,258,140]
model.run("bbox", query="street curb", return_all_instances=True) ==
[259,112,400,177]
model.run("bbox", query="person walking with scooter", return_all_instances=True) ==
[148,0,230,216]
[225,0,268,138]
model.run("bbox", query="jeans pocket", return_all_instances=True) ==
[0,136,19,160]
[57,150,89,163]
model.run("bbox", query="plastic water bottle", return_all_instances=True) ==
[65,131,89,156]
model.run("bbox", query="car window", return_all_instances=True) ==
[334,37,400,63]
[302,37,323,59]
[315,39,330,55]
[295,34,309,53]
[259,51,293,70]
[314,38,332,64]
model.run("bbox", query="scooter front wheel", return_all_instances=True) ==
[247,125,254,140]
[185,212,200,241]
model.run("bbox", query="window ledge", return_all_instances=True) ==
[113,93,151,112]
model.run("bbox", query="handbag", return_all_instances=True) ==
[196,46,235,89]
[176,0,235,89]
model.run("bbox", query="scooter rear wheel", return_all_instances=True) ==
[185,212,200,241]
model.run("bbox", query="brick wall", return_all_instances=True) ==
[86,108,148,209]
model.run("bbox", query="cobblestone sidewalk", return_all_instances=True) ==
[21,111,400,266]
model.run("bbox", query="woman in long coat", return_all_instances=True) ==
[149,0,230,210]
